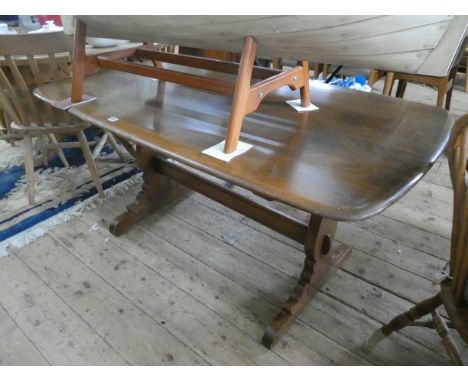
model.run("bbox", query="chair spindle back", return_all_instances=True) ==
[448,114,468,306]
[0,32,75,129]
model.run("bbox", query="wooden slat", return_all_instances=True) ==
[97,57,236,95]
[0,84,22,125]
[135,48,282,80]
[0,66,28,125]
[5,56,42,126]
[154,157,308,244]
[47,52,73,124]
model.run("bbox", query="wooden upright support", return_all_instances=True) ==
[71,19,87,103]
[299,60,310,107]
[223,37,257,154]
[223,39,311,154]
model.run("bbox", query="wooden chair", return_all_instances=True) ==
[313,63,329,79]
[381,114,468,365]
[0,32,104,205]
[381,65,459,110]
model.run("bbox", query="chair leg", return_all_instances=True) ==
[381,292,442,335]
[445,84,454,111]
[41,135,49,167]
[313,63,320,79]
[92,133,108,159]
[444,66,457,111]
[23,135,35,205]
[436,83,446,108]
[432,310,463,365]
[395,80,407,98]
[48,133,70,167]
[107,133,127,161]
[77,130,104,197]
[382,72,395,96]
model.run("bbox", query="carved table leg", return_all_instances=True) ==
[110,147,188,236]
[262,215,351,348]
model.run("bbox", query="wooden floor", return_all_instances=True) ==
[1,74,468,365]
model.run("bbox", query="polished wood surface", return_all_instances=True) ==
[35,69,451,221]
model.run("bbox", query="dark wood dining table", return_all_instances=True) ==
[34,68,452,348]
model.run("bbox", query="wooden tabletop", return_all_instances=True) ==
[34,69,452,221]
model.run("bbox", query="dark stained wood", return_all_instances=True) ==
[35,69,452,221]
[152,156,309,244]
[262,216,351,348]
[110,147,188,236]
[107,145,351,348]
[381,293,443,335]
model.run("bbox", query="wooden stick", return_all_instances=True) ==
[382,72,395,96]
[298,60,310,107]
[431,310,463,365]
[135,47,282,80]
[98,56,235,95]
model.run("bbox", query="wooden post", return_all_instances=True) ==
[223,36,257,154]
[71,19,87,103]
[382,71,395,96]
[298,60,310,107]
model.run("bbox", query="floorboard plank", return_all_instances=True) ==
[48,217,288,365]
[98,191,448,364]
[0,252,126,365]
[79,204,370,365]
[18,233,207,365]
[0,305,49,365]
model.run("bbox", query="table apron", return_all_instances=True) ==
[151,155,309,244]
